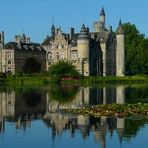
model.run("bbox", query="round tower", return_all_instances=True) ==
[77,24,89,76]
[116,19,125,76]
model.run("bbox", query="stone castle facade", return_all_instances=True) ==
[0,33,46,74]
[42,8,125,76]
[0,7,125,76]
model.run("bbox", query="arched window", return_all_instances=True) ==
[47,52,51,60]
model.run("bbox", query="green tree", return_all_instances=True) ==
[123,23,148,75]
[23,58,41,73]
[141,38,148,74]
[48,60,80,78]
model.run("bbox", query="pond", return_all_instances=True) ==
[0,84,148,148]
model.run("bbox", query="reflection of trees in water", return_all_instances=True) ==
[124,119,148,139]
[22,90,42,107]
[125,87,148,103]
[49,84,79,103]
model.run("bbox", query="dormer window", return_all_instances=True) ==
[24,45,28,50]
[30,46,34,50]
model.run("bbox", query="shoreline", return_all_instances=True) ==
[0,75,147,86]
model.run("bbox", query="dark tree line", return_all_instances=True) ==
[123,23,148,75]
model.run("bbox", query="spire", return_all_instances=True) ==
[118,19,122,27]
[116,19,124,35]
[51,18,55,37]
[100,7,105,16]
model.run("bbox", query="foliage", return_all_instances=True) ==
[22,90,42,107]
[23,57,41,73]
[49,84,79,103]
[123,23,148,75]
[48,60,80,78]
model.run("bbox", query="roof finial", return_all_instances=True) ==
[52,17,54,25]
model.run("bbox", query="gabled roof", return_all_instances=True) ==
[5,42,19,50]
[42,36,53,46]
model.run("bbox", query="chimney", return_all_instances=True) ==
[86,27,89,33]
[0,31,4,48]
[109,26,112,33]
[70,28,74,40]
[26,37,30,43]
[15,35,21,45]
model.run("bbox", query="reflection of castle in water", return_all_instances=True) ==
[47,86,125,111]
[0,89,46,133]
[43,113,125,148]
[44,86,125,148]
[0,86,147,148]
[0,86,125,132]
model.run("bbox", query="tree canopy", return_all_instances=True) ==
[48,61,80,78]
[123,23,148,75]
[23,58,41,73]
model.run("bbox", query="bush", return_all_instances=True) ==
[48,60,80,79]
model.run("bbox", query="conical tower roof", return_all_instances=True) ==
[78,24,89,40]
[100,7,105,16]
[116,19,124,35]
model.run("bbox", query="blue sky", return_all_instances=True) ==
[0,0,148,43]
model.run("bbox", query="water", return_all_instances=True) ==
[0,84,148,148]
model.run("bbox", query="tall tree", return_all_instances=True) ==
[122,23,147,75]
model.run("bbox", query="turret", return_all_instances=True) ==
[100,7,105,27]
[21,33,26,43]
[77,24,90,76]
[77,24,89,59]
[116,19,125,76]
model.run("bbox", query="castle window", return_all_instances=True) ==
[57,52,60,59]
[8,60,11,64]
[24,45,28,50]
[47,52,51,60]
[61,52,65,59]
[7,52,11,58]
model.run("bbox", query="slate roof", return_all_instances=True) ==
[42,36,53,46]
[5,42,46,52]
[100,7,105,16]
[116,19,124,35]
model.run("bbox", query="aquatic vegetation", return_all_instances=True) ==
[64,103,148,117]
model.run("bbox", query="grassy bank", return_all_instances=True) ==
[0,75,51,86]
[64,103,148,117]
[0,75,148,86]
[61,75,148,85]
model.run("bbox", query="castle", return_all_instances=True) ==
[0,32,46,74]
[42,7,125,76]
[0,7,125,76]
